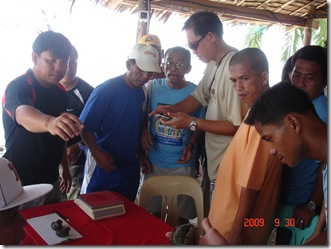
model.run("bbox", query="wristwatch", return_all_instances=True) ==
[188,117,197,132]
[306,200,317,211]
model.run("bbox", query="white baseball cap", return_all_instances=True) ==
[128,44,161,73]
[0,158,53,211]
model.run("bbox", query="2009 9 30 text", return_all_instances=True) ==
[243,218,296,227]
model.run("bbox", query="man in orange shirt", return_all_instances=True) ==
[203,48,282,245]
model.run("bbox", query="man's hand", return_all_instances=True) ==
[140,128,153,151]
[158,112,192,130]
[149,105,174,117]
[59,165,72,193]
[199,218,229,245]
[177,144,193,164]
[165,219,229,245]
[137,151,152,174]
[293,203,317,229]
[47,113,84,141]
[92,150,116,172]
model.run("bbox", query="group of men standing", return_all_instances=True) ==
[0,10,327,246]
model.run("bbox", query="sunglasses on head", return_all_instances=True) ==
[188,34,207,51]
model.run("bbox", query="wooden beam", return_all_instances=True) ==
[152,0,308,27]
[274,0,296,13]
[289,0,321,17]
[236,0,246,6]
[256,0,272,10]
[317,2,327,9]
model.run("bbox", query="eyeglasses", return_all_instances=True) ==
[165,61,185,69]
[187,34,207,51]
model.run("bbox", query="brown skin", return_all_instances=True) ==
[139,49,203,171]
[255,112,327,245]
[123,61,154,89]
[290,57,326,229]
[149,28,239,137]
[166,218,230,245]
[32,51,69,88]
[60,53,78,91]
[165,55,271,245]
[205,60,269,245]
[17,51,84,140]
[305,199,327,245]
[60,49,84,166]
[255,112,327,167]
[292,162,324,229]
[16,50,84,193]
[291,59,326,100]
[0,207,27,245]
[81,61,155,173]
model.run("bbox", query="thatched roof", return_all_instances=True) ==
[78,0,328,28]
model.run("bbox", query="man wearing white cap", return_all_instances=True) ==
[79,44,161,202]
[0,158,52,244]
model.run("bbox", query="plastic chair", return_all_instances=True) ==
[275,205,319,245]
[139,175,204,235]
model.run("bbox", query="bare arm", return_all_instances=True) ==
[16,105,83,141]
[196,118,239,136]
[149,95,202,116]
[159,112,239,136]
[171,95,202,113]
[293,162,324,229]
[305,199,327,245]
[80,130,116,172]
[59,144,72,193]
[308,162,325,208]
[227,187,260,245]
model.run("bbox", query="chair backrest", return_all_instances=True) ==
[275,205,319,245]
[139,175,204,235]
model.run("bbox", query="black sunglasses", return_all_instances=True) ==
[187,34,207,51]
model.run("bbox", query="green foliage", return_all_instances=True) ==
[244,19,327,65]
[244,25,270,48]
[280,27,304,63]
[280,18,327,63]
[312,19,327,47]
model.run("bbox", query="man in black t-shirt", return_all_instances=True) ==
[2,31,83,209]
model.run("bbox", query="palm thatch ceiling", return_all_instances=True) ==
[75,0,328,28]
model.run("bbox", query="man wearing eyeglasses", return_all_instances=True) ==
[150,12,248,209]
[139,46,205,224]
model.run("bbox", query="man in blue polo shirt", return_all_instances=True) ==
[80,44,161,202]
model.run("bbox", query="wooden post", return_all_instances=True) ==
[303,21,312,46]
[136,0,151,43]
[303,6,316,46]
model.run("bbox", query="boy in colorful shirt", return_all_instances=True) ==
[140,46,205,223]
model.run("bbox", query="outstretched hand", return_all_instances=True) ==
[47,113,84,141]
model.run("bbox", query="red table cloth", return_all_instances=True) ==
[21,193,173,245]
